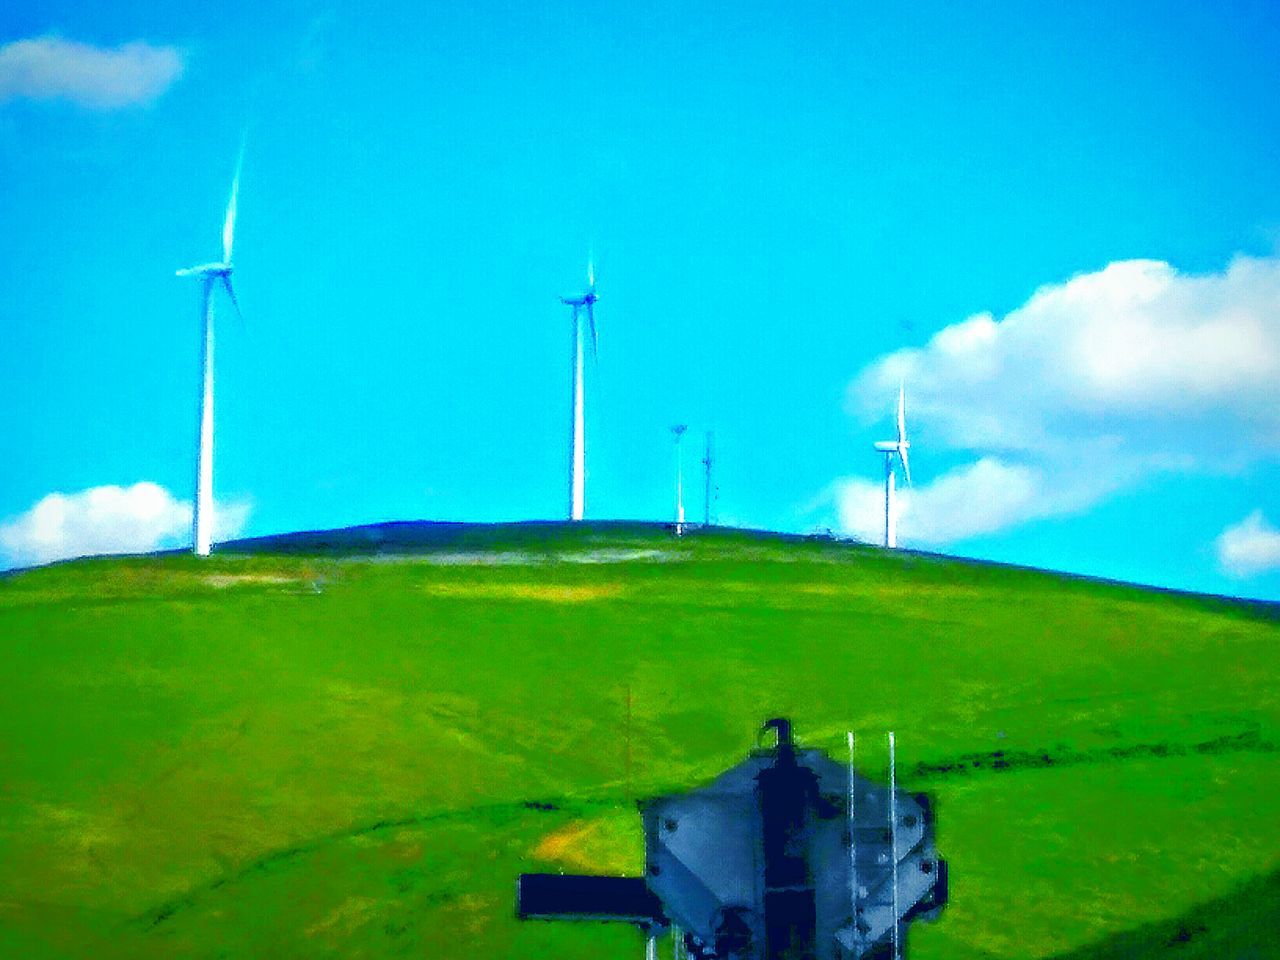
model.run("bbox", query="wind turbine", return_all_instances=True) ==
[872,384,911,548]
[671,424,688,536]
[560,259,598,521]
[176,144,245,557]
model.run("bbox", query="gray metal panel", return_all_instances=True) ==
[638,732,945,959]
[649,792,761,909]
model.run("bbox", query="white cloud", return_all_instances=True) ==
[837,255,1280,544]
[0,36,183,108]
[1216,511,1280,578]
[835,457,1091,546]
[0,483,249,567]
[853,256,1280,458]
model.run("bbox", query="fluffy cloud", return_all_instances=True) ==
[0,483,249,568]
[838,255,1280,544]
[835,457,1096,546]
[1216,511,1280,578]
[0,37,183,108]
[835,459,1038,546]
[853,256,1280,458]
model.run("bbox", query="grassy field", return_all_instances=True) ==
[0,523,1276,959]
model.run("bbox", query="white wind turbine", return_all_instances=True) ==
[176,145,245,557]
[560,259,598,521]
[872,384,911,548]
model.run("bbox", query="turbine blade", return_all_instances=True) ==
[587,253,595,290]
[897,382,907,444]
[222,137,245,264]
[221,276,244,324]
[899,444,912,488]
[586,302,598,359]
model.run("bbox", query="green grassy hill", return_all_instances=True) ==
[1,522,1276,959]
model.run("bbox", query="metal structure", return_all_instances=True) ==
[560,261,598,521]
[872,385,912,549]
[703,430,716,527]
[175,141,246,557]
[518,719,947,960]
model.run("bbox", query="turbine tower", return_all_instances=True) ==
[560,260,598,521]
[671,424,688,536]
[872,384,911,548]
[176,144,245,557]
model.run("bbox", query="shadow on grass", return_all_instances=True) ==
[912,728,1276,781]
[131,794,618,931]
[1046,866,1280,960]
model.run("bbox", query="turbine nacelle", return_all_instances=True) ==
[561,261,599,358]
[176,262,233,278]
[176,260,243,323]
[873,440,906,453]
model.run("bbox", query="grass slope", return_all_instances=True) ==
[0,523,1276,959]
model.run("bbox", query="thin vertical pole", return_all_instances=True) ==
[847,731,858,950]
[889,731,900,960]
[703,431,713,527]
[645,932,657,960]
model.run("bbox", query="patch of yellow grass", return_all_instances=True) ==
[16,802,125,892]
[532,820,594,863]
[530,816,641,875]
[305,896,380,939]
[448,893,495,936]
[715,581,987,603]
[203,574,301,589]
[422,582,623,603]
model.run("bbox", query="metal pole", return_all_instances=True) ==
[889,731,900,960]
[703,431,713,527]
[847,731,859,952]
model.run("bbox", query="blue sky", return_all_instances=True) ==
[2,0,1279,599]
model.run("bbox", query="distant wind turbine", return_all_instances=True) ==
[176,143,246,557]
[672,424,688,536]
[872,384,911,548]
[701,430,715,528]
[560,259,598,521]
